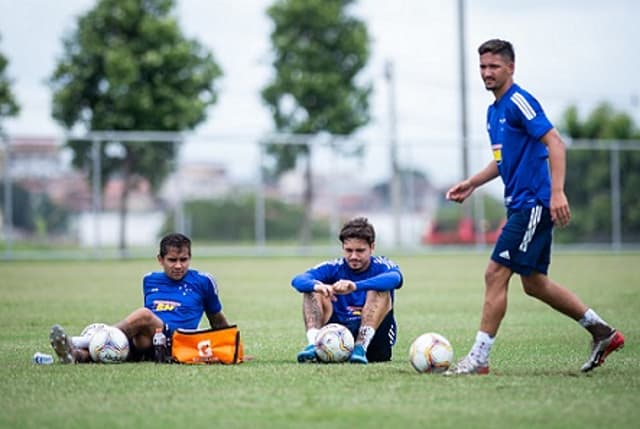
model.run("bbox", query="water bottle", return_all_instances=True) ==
[153,328,167,363]
[33,352,54,365]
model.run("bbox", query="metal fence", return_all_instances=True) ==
[1,131,639,259]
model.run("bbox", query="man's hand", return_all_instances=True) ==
[332,279,356,295]
[313,282,336,301]
[446,179,475,203]
[550,190,571,227]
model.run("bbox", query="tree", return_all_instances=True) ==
[262,0,371,244]
[559,102,640,242]
[0,34,20,131]
[49,0,222,253]
[1,35,20,245]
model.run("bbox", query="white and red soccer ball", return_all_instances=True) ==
[314,323,355,363]
[409,332,454,373]
[88,325,130,364]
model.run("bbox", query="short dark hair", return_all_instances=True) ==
[158,233,192,257]
[478,39,515,63]
[339,217,376,245]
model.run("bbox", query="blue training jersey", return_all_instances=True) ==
[291,256,403,325]
[487,83,554,209]
[143,268,222,334]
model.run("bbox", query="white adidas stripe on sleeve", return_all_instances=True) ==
[511,92,536,120]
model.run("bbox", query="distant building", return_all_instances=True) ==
[1,135,166,245]
[102,176,158,212]
[3,137,93,212]
[4,136,65,179]
[159,161,231,204]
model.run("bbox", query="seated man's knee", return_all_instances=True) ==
[121,308,163,335]
[303,291,333,321]
[129,307,156,324]
[304,291,331,306]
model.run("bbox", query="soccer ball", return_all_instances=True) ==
[409,332,454,373]
[314,323,355,363]
[89,326,130,363]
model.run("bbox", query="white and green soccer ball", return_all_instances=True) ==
[89,325,130,363]
[314,323,354,363]
[409,332,454,373]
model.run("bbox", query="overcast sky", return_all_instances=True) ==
[1,0,638,185]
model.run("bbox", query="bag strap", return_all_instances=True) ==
[175,324,238,335]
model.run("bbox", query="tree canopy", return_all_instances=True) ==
[559,102,640,242]
[262,0,371,171]
[0,35,20,131]
[49,0,222,250]
[262,0,371,243]
[50,0,221,135]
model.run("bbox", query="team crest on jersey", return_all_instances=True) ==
[346,306,363,317]
[153,300,181,312]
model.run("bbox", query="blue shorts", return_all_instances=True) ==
[491,205,552,276]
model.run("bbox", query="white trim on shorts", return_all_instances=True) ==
[518,205,542,253]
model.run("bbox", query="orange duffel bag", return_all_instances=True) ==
[171,325,244,364]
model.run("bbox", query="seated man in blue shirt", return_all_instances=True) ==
[49,233,231,363]
[292,217,404,364]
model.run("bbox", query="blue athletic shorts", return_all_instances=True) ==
[491,205,553,276]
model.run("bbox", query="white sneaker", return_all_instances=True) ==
[444,355,489,376]
[49,324,75,364]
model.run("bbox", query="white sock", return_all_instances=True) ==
[469,331,494,364]
[358,325,376,350]
[306,328,320,345]
[71,336,91,349]
[578,308,607,328]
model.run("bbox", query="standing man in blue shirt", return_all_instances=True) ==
[292,217,403,364]
[49,233,231,363]
[444,39,624,375]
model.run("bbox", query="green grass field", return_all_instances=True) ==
[1,252,638,429]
